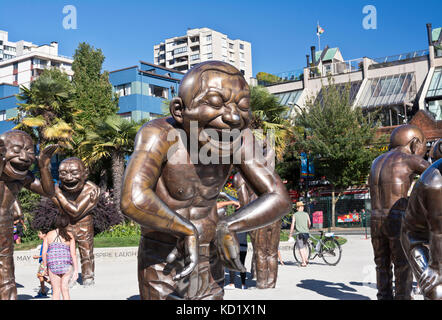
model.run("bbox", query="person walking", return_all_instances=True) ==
[289,201,311,267]
[42,215,78,300]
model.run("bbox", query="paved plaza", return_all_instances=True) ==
[13,234,423,300]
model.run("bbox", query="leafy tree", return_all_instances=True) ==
[13,68,78,149]
[72,42,119,129]
[293,78,381,227]
[78,115,144,218]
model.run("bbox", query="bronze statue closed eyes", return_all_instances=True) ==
[121,61,291,300]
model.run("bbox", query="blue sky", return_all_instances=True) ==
[1,0,441,76]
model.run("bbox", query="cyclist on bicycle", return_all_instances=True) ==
[289,201,311,267]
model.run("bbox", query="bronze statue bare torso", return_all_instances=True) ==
[121,62,291,300]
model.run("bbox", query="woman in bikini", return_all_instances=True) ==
[42,215,79,300]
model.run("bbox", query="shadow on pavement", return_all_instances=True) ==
[297,279,371,300]
[18,294,34,300]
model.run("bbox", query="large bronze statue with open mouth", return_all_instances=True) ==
[121,61,291,300]
[0,130,57,300]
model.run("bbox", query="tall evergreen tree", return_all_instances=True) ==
[72,42,118,128]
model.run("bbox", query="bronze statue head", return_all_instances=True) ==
[58,157,88,193]
[170,61,251,154]
[388,124,426,156]
[0,130,36,180]
[429,139,442,161]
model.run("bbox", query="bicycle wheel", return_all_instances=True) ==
[293,239,312,264]
[321,238,342,266]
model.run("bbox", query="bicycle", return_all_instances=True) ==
[293,231,342,266]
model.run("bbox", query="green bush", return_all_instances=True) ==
[95,221,141,238]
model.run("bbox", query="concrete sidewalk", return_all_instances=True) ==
[14,234,422,300]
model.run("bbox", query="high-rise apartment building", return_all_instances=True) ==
[154,28,252,82]
[0,30,74,134]
[0,30,73,88]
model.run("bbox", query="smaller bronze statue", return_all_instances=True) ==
[0,130,57,300]
[401,139,442,300]
[233,146,281,289]
[368,124,430,300]
[51,157,100,286]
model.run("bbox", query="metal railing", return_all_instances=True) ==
[308,58,363,79]
[371,49,429,65]
[259,68,304,86]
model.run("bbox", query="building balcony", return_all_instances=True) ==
[172,59,189,68]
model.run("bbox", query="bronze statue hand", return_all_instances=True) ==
[167,231,199,281]
[419,266,441,298]
[38,144,59,168]
[216,222,246,272]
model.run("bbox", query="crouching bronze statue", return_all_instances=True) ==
[121,61,291,300]
[368,124,430,300]
[401,139,442,300]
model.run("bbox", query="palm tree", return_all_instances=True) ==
[79,114,146,218]
[13,68,80,149]
[250,85,293,161]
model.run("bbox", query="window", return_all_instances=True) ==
[229,43,234,49]
[150,85,168,99]
[205,44,212,53]
[240,70,245,75]
[173,46,187,55]
[190,54,200,61]
[116,83,131,97]
[206,35,212,42]
[240,52,245,60]
[3,54,14,60]
[4,45,16,52]
[239,43,244,50]
[0,111,6,121]
[207,53,213,59]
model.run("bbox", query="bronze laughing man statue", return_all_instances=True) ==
[51,157,100,286]
[121,61,291,300]
[369,124,430,300]
[0,130,57,300]
[401,139,442,300]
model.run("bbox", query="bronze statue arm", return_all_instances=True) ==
[12,200,23,220]
[233,173,250,206]
[216,131,291,272]
[26,145,58,197]
[409,156,430,175]
[54,186,99,221]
